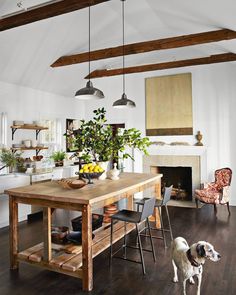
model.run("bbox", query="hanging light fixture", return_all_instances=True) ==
[113,0,136,108]
[75,5,104,100]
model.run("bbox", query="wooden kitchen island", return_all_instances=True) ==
[5,172,162,291]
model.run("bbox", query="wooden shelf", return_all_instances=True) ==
[17,221,135,274]
[11,147,48,156]
[10,125,48,131]
[10,125,48,140]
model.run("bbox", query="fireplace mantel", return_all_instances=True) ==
[143,145,208,198]
[147,145,207,156]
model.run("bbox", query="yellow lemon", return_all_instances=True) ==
[99,168,104,172]
[79,169,84,173]
[83,164,89,170]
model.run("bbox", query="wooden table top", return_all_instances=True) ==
[5,172,162,206]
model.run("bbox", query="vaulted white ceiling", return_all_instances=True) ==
[0,0,236,97]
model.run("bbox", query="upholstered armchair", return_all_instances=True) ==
[195,168,232,214]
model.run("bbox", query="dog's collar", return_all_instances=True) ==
[186,249,201,267]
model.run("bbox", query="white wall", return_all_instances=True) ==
[0,80,86,227]
[83,63,236,205]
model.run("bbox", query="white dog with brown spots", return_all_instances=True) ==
[171,237,221,295]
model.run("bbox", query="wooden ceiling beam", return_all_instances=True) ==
[51,29,236,67]
[85,53,236,78]
[0,0,110,32]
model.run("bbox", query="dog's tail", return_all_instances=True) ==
[171,237,189,252]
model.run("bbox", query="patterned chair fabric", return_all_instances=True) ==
[195,168,232,205]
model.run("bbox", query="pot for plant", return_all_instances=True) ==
[55,160,64,167]
[97,161,109,180]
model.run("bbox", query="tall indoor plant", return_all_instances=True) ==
[73,108,150,168]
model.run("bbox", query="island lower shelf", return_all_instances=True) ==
[17,221,135,277]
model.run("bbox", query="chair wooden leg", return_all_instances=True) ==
[195,198,199,209]
[226,202,231,215]
[213,204,217,214]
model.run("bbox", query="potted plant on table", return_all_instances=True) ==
[71,108,150,178]
[50,151,66,167]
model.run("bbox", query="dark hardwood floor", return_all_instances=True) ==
[0,205,235,295]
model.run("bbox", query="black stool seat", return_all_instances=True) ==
[112,210,142,223]
[110,197,156,275]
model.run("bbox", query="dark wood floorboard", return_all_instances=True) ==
[0,205,235,295]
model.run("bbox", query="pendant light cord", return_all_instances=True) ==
[88,5,91,81]
[122,0,125,94]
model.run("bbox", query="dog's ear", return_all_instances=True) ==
[196,244,206,257]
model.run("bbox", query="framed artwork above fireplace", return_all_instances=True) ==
[145,73,193,136]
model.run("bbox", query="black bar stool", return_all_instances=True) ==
[135,185,173,248]
[110,197,156,275]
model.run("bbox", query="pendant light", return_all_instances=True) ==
[113,0,136,108]
[75,5,104,100]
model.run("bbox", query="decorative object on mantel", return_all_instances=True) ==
[108,163,120,180]
[170,142,190,146]
[195,131,203,146]
[150,141,166,146]
[112,0,136,108]
[75,5,104,100]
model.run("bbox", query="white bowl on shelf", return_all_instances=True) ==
[23,140,31,148]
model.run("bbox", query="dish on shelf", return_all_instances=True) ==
[57,178,86,189]
[13,120,24,126]
[12,144,24,148]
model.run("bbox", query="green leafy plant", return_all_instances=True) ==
[50,151,66,162]
[74,108,150,163]
[0,148,22,172]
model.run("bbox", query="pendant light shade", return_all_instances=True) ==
[112,93,136,108]
[75,81,104,100]
[75,6,104,100]
[113,0,135,108]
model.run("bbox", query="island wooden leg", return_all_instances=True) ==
[82,204,93,291]
[127,193,134,210]
[9,195,19,270]
[43,207,52,262]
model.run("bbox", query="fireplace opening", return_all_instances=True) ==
[151,166,192,201]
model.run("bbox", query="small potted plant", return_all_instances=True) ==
[0,148,22,173]
[50,151,66,167]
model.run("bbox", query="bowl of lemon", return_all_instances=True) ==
[76,163,104,184]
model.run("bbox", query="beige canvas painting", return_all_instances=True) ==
[146,73,193,136]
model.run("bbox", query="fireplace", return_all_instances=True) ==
[143,146,207,203]
[151,166,192,201]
